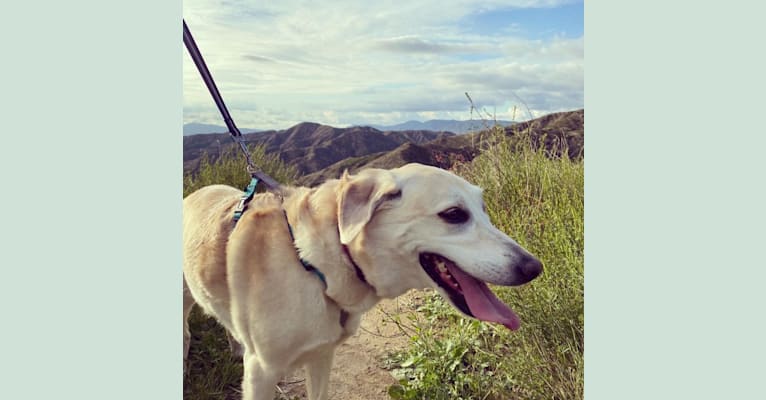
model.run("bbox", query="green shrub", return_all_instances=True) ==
[183,144,299,197]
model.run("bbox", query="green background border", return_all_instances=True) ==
[1,1,182,398]
[585,1,766,399]
[2,1,765,398]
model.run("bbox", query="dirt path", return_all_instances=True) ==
[276,290,427,400]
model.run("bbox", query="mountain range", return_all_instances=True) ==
[183,123,451,175]
[369,119,515,134]
[183,118,515,136]
[183,122,261,136]
[183,109,584,187]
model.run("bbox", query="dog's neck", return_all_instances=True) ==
[281,181,380,314]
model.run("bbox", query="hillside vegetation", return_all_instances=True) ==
[183,110,583,181]
[183,124,452,175]
[301,110,582,186]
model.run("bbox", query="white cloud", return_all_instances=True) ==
[183,0,583,129]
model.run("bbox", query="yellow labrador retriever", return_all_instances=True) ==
[183,163,542,400]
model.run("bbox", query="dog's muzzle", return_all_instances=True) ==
[419,252,540,331]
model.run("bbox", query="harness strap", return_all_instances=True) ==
[283,211,328,286]
[230,175,326,285]
[342,244,370,286]
[231,180,368,329]
[284,215,361,330]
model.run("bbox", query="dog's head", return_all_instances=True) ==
[337,163,542,330]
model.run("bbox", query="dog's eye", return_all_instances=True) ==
[438,207,469,224]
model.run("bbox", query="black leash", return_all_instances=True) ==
[183,19,280,190]
[183,20,368,301]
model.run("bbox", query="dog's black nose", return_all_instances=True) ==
[516,256,543,282]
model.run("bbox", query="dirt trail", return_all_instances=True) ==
[276,291,427,400]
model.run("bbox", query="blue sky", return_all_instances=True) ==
[460,3,583,39]
[183,0,583,130]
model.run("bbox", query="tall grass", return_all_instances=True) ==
[183,144,299,197]
[386,126,584,400]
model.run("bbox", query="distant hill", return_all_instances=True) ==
[370,119,515,135]
[183,109,584,187]
[183,123,261,136]
[183,123,452,175]
[298,141,478,186]
[184,119,513,136]
[298,109,583,186]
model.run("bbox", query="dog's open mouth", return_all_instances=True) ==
[419,252,521,331]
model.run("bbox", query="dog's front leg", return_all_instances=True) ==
[304,349,334,400]
[241,352,280,400]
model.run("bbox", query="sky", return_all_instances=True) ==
[183,0,583,130]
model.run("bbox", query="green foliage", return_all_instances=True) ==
[386,125,584,400]
[183,308,244,400]
[183,144,300,197]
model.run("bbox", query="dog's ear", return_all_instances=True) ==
[338,169,400,245]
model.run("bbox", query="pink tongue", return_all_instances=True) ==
[447,264,521,331]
